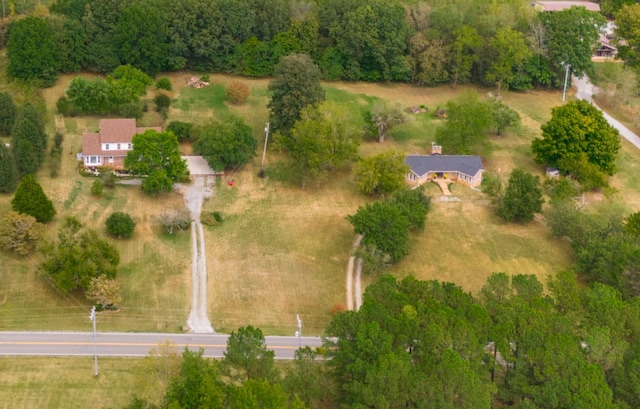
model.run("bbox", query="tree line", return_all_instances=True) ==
[120,272,640,409]
[5,0,639,92]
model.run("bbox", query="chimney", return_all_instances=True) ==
[431,142,442,155]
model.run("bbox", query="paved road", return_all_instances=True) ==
[0,332,325,359]
[573,75,640,149]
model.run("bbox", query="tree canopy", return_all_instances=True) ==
[193,117,257,171]
[124,130,187,193]
[353,151,409,196]
[435,91,493,156]
[7,16,59,86]
[539,6,606,78]
[287,101,362,187]
[0,92,16,136]
[11,175,56,223]
[268,53,325,136]
[496,168,544,223]
[40,216,119,293]
[532,100,620,189]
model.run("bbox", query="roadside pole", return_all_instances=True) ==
[90,306,98,377]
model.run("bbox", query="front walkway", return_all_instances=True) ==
[434,179,452,196]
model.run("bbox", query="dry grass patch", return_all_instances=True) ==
[0,357,138,409]
[204,163,364,335]
[394,188,574,293]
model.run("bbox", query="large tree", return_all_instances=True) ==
[11,175,56,223]
[348,200,411,263]
[435,91,493,156]
[539,6,606,79]
[223,325,278,383]
[11,103,48,176]
[614,4,640,68]
[193,117,257,171]
[7,16,59,86]
[485,27,532,95]
[366,103,405,143]
[124,130,187,194]
[287,101,362,187]
[40,216,119,293]
[353,151,409,196]
[268,53,325,136]
[496,168,544,223]
[532,100,620,188]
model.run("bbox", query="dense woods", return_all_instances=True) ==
[123,272,640,409]
[0,0,624,91]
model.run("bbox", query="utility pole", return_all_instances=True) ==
[90,306,98,377]
[261,122,270,169]
[562,64,571,102]
[296,314,302,348]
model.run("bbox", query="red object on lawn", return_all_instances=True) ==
[228,179,234,186]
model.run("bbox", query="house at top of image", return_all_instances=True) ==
[81,118,161,170]
[533,1,601,12]
[405,144,485,189]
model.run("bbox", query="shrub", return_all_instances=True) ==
[102,172,116,188]
[91,179,104,196]
[105,212,136,239]
[226,80,250,104]
[118,102,143,119]
[200,75,210,83]
[166,121,194,141]
[11,175,56,223]
[0,211,44,256]
[56,96,71,115]
[201,211,223,226]
[156,209,191,234]
[156,77,172,91]
[154,93,171,111]
[54,132,63,149]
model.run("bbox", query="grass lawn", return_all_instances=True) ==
[3,61,640,337]
[0,356,138,409]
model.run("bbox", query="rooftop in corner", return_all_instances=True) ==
[533,1,601,12]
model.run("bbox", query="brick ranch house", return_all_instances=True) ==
[405,144,485,188]
[81,118,161,170]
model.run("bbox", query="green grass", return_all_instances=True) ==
[0,357,138,409]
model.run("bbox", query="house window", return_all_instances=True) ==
[128,143,132,150]
[89,156,96,164]
[105,144,110,150]
[117,143,121,150]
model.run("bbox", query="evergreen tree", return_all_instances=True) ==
[0,92,16,135]
[268,54,325,136]
[11,103,48,176]
[497,168,543,223]
[11,175,56,223]
[0,143,18,193]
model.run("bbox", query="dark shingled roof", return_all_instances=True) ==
[405,155,484,177]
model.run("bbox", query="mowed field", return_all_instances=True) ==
[2,62,640,337]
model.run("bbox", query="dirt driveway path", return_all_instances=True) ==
[178,175,214,333]
[346,235,363,310]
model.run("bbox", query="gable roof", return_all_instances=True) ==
[405,155,484,177]
[534,1,601,12]
[82,119,162,157]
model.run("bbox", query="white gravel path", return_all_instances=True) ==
[178,176,214,333]
[346,235,363,311]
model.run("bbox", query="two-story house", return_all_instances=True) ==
[81,118,161,170]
